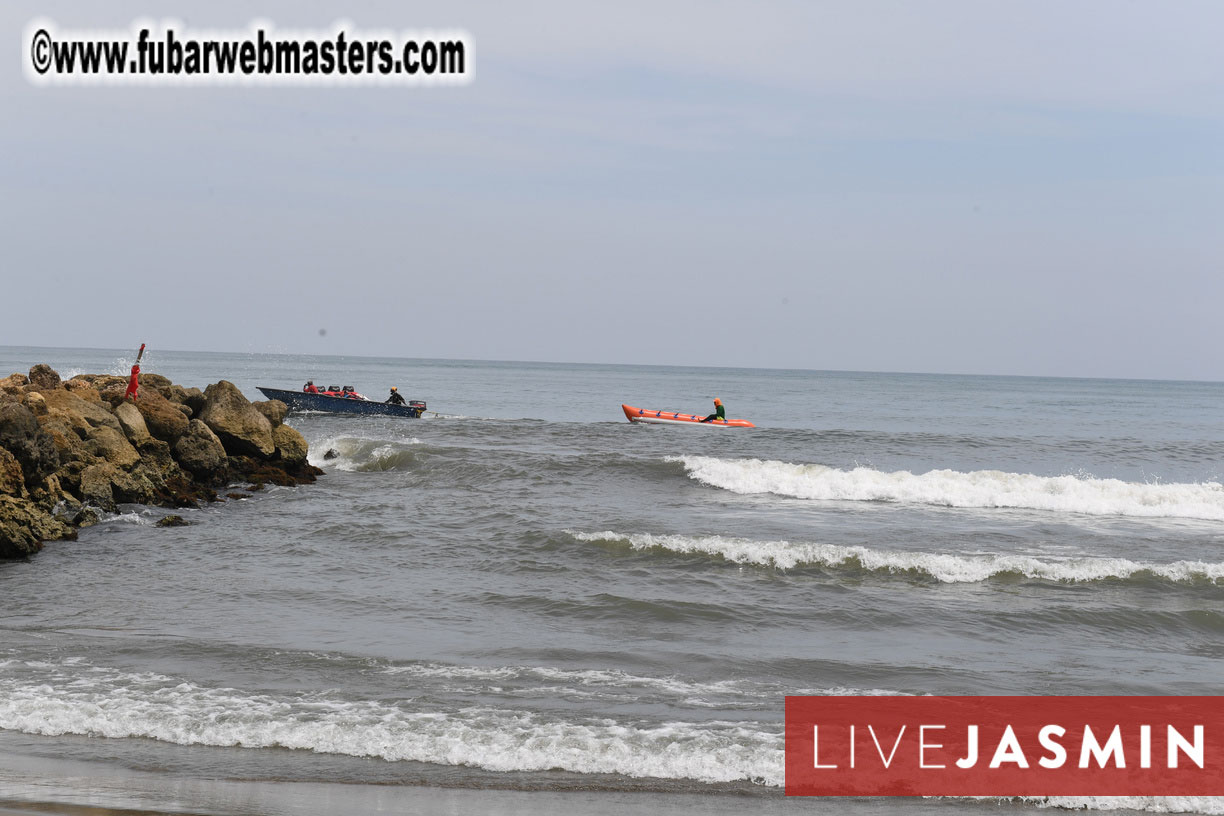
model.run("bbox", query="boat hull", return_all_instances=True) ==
[257,388,424,418]
[621,404,754,428]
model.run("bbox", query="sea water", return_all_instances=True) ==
[0,346,1221,814]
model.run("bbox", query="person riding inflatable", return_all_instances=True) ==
[700,398,725,423]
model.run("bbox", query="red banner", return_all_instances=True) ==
[785,696,1224,796]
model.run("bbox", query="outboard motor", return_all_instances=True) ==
[408,399,426,417]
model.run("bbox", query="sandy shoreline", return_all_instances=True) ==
[0,744,780,816]
[0,743,1015,816]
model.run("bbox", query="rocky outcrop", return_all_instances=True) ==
[0,365,322,559]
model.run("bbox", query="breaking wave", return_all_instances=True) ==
[670,456,1224,520]
[0,663,781,786]
[570,531,1224,584]
[3,660,1218,810]
[307,435,422,472]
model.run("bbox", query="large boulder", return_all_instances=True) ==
[113,467,157,505]
[78,463,118,510]
[0,402,59,486]
[38,389,122,437]
[272,424,308,466]
[85,425,141,469]
[253,400,288,429]
[113,401,152,446]
[27,365,61,390]
[76,462,152,509]
[199,381,275,458]
[136,438,181,480]
[173,419,228,480]
[133,389,190,443]
[34,414,91,464]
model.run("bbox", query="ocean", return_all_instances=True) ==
[0,346,1221,815]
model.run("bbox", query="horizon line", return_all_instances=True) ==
[1,343,1220,388]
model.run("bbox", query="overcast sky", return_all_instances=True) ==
[3,1,1222,380]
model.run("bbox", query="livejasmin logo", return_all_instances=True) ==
[812,722,1202,770]
[785,696,1224,796]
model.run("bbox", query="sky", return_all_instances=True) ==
[3,1,1222,380]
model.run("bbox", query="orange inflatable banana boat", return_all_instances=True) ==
[622,404,755,428]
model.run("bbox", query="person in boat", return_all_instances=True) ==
[303,380,319,393]
[386,386,406,405]
[700,397,725,423]
[341,386,366,400]
[323,385,343,396]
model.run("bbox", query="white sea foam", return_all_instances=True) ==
[2,663,1218,808]
[1024,796,1224,814]
[95,510,154,526]
[307,435,422,471]
[0,665,783,786]
[671,456,1224,521]
[378,661,906,706]
[570,531,1224,584]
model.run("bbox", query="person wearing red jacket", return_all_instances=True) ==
[303,380,319,393]
[124,363,140,401]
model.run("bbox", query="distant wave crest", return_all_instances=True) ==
[570,531,1224,584]
[377,661,907,707]
[670,456,1224,520]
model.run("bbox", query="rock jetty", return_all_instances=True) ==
[0,365,321,559]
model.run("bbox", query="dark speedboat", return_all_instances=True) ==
[257,387,426,418]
